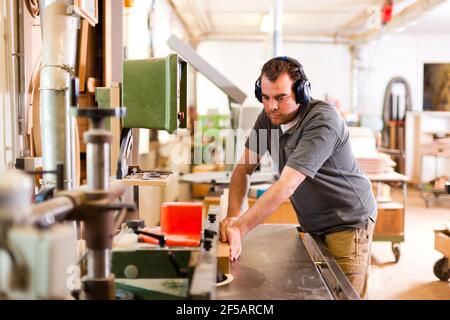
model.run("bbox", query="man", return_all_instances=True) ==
[219,56,377,299]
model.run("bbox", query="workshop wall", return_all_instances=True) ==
[195,40,352,115]
[358,33,450,131]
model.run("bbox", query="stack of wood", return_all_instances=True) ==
[420,134,450,157]
[356,152,396,174]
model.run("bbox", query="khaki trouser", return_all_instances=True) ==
[321,220,375,299]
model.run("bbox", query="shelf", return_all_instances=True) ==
[365,172,408,182]
[120,173,172,187]
[407,111,450,117]
[421,153,450,159]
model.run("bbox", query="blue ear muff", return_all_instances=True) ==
[255,56,311,106]
[255,78,262,103]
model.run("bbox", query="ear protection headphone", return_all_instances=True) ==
[254,56,311,106]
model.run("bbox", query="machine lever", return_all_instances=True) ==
[134,229,166,247]
[167,252,188,277]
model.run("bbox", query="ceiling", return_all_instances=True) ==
[169,0,450,43]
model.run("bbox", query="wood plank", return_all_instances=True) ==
[121,174,172,187]
[78,19,89,92]
[217,241,230,274]
[203,196,298,225]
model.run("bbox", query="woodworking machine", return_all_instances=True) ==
[111,206,221,300]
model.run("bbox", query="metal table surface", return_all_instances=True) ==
[216,224,333,300]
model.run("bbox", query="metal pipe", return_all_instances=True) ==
[87,250,111,279]
[272,0,282,56]
[87,142,110,191]
[350,45,361,114]
[5,0,19,163]
[39,0,78,190]
[84,117,114,284]
[30,195,74,227]
[13,0,29,157]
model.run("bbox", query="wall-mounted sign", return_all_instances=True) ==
[74,0,98,26]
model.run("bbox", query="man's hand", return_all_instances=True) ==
[220,216,239,242]
[226,224,242,262]
[220,217,243,262]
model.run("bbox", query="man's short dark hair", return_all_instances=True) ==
[261,58,302,83]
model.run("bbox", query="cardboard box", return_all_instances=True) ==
[374,202,404,236]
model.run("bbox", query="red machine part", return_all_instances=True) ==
[139,202,203,247]
[382,0,394,25]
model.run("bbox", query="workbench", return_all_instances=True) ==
[216,224,359,300]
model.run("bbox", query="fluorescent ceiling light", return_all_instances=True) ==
[260,13,272,33]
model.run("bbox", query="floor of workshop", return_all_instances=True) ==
[368,187,450,300]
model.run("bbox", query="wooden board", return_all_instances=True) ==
[203,196,298,225]
[121,174,172,187]
[78,19,89,92]
[217,241,230,275]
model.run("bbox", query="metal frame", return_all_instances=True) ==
[167,35,247,104]
[302,231,361,300]
[189,206,220,299]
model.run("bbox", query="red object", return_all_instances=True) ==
[160,202,203,235]
[138,227,201,247]
[382,0,393,25]
[138,202,203,247]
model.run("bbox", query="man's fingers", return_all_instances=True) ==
[219,218,233,242]
[229,241,242,262]
[220,227,228,242]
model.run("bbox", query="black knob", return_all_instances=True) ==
[126,219,145,230]
[204,229,216,239]
[208,213,216,223]
[203,239,212,251]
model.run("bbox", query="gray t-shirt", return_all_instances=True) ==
[245,98,377,235]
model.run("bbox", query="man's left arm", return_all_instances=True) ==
[225,166,306,261]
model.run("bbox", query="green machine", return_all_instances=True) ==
[95,53,189,179]
[122,53,187,133]
[96,53,187,133]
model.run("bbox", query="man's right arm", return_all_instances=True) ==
[227,147,261,218]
